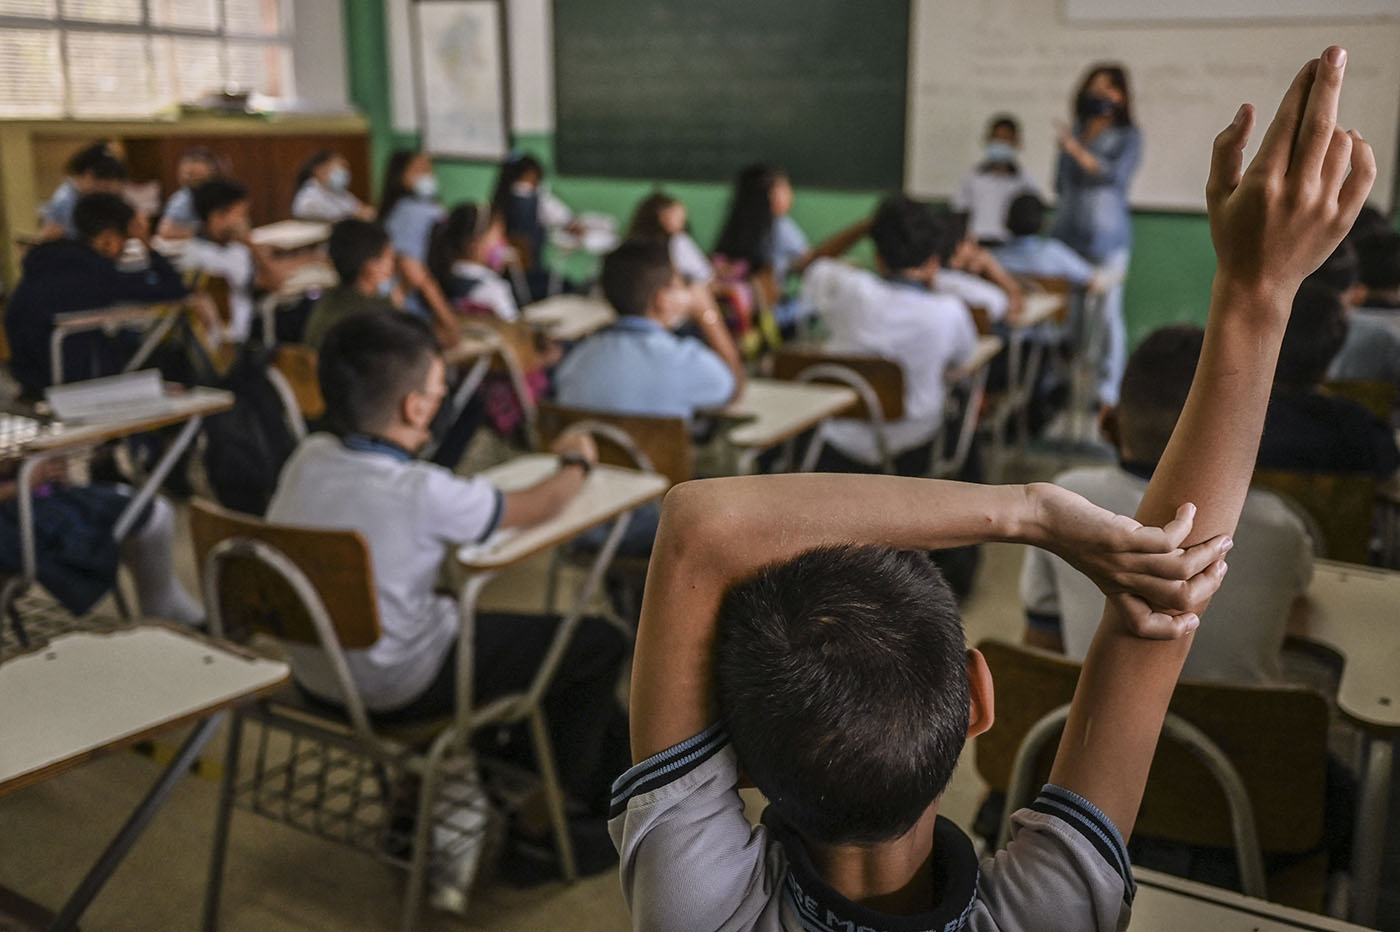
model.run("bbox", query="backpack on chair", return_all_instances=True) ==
[202,345,300,516]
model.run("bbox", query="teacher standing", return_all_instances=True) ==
[1052,63,1142,407]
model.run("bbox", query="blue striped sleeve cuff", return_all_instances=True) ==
[609,722,729,819]
[1031,784,1136,903]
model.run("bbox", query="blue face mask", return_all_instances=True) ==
[327,166,351,191]
[983,140,1018,165]
[1076,92,1118,120]
[412,174,439,200]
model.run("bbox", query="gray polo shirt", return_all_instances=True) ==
[610,723,1134,931]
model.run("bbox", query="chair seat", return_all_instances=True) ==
[254,681,454,752]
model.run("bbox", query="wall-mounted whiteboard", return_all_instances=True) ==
[1068,0,1400,22]
[906,0,1400,211]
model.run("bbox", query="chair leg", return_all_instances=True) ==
[202,713,244,932]
[401,733,454,932]
[529,708,577,882]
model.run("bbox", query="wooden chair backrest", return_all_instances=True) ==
[535,402,692,487]
[192,272,233,325]
[272,343,325,421]
[1323,379,1396,422]
[462,313,543,373]
[189,498,381,649]
[773,347,905,420]
[1251,469,1376,565]
[974,639,1330,853]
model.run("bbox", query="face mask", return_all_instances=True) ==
[412,174,439,200]
[983,140,1018,165]
[511,182,537,198]
[484,241,511,272]
[1076,92,1117,120]
[327,166,351,191]
[375,277,395,298]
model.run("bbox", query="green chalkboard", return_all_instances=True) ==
[552,1,909,189]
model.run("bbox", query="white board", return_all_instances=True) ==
[906,0,1400,211]
[413,0,510,161]
[1067,0,1400,23]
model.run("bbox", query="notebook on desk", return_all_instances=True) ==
[44,371,177,424]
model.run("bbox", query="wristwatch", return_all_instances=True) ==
[559,452,593,476]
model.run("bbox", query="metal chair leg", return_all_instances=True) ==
[202,712,244,932]
[529,708,577,882]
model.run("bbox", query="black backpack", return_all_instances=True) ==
[203,346,299,516]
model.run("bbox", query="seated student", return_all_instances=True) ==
[1318,239,1400,393]
[954,114,1040,246]
[490,152,576,301]
[1022,325,1313,683]
[1258,281,1400,478]
[995,192,1099,287]
[426,202,519,321]
[554,237,745,419]
[5,192,189,397]
[291,150,375,223]
[608,49,1369,929]
[801,195,979,475]
[156,147,220,240]
[713,164,817,331]
[180,179,289,344]
[302,219,397,349]
[1354,230,1400,314]
[941,229,1022,324]
[378,149,459,347]
[627,191,713,286]
[36,143,128,242]
[267,311,629,878]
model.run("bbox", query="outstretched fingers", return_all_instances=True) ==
[1338,129,1378,227]
[1247,58,1318,178]
[1207,104,1255,211]
[1292,46,1347,181]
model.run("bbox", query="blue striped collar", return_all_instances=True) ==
[341,433,416,462]
[606,315,667,334]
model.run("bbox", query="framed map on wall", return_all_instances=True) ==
[412,0,510,160]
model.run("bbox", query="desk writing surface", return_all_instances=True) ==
[250,220,332,252]
[0,627,288,796]
[1018,292,1066,329]
[442,330,503,367]
[274,259,337,299]
[955,335,1003,380]
[521,295,616,342]
[24,388,232,455]
[723,379,859,449]
[1291,560,1400,733]
[456,455,668,571]
[1132,868,1373,930]
[51,302,181,332]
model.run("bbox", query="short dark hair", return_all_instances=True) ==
[81,154,128,182]
[715,545,968,845]
[192,179,249,223]
[72,192,135,244]
[328,219,391,284]
[1005,193,1045,238]
[600,238,674,317]
[1355,232,1400,292]
[66,142,122,177]
[1305,240,1360,295]
[870,195,947,273]
[1346,204,1391,246]
[318,312,440,436]
[1277,282,1348,389]
[1116,325,1204,466]
[987,114,1019,138]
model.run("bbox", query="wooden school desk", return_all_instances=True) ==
[0,625,290,931]
[521,294,616,343]
[249,220,332,253]
[720,378,860,475]
[0,388,232,641]
[1289,560,1400,926]
[1133,868,1376,931]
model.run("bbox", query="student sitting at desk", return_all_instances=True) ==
[156,147,220,240]
[5,192,189,398]
[1354,231,1400,315]
[36,143,128,242]
[1258,281,1400,478]
[378,150,459,348]
[994,193,1099,288]
[628,192,713,286]
[608,49,1370,930]
[267,311,628,880]
[713,164,817,333]
[1318,239,1400,395]
[490,152,576,302]
[426,202,519,321]
[302,219,397,349]
[801,195,979,476]
[291,149,374,223]
[1021,325,1313,682]
[179,179,287,345]
[941,229,1022,325]
[953,114,1039,246]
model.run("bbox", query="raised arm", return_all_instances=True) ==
[1048,47,1375,837]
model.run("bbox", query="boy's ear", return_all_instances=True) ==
[966,648,995,739]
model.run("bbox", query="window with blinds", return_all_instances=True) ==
[0,0,293,118]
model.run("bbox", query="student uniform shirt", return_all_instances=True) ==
[179,236,256,342]
[38,179,80,237]
[671,231,714,285]
[554,316,735,419]
[802,259,978,467]
[994,235,1097,287]
[769,215,809,284]
[384,196,446,264]
[447,260,519,321]
[162,187,200,230]
[266,434,504,712]
[292,180,368,223]
[610,724,1135,932]
[1329,311,1400,387]
[937,268,1011,324]
[1021,466,1312,685]
[954,167,1039,244]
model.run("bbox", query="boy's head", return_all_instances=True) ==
[318,312,446,450]
[1304,240,1363,308]
[176,148,220,191]
[600,237,688,327]
[1104,325,1204,467]
[870,195,949,277]
[1276,281,1348,390]
[1346,204,1391,247]
[1005,193,1046,239]
[72,153,127,195]
[986,114,1020,146]
[192,179,250,244]
[73,192,136,261]
[328,219,394,296]
[715,545,986,845]
[1355,232,1400,296]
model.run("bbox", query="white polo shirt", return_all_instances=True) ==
[179,236,256,343]
[292,179,368,223]
[802,259,978,467]
[937,267,1010,324]
[450,260,519,321]
[266,433,503,711]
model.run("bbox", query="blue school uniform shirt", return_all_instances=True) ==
[384,196,445,264]
[162,187,199,229]
[769,214,809,284]
[1050,124,1142,263]
[38,179,80,237]
[554,316,735,419]
[994,235,1097,286]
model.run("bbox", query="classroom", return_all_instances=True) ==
[0,0,1398,929]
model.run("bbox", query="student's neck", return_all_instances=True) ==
[803,807,938,915]
[367,423,421,452]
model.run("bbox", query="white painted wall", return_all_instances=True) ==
[291,0,350,110]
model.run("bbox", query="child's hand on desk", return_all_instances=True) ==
[1207,47,1374,308]
[1026,482,1231,640]
[551,430,599,466]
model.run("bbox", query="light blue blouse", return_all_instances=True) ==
[1050,124,1142,262]
[384,196,445,264]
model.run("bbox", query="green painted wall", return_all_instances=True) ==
[339,0,1259,349]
